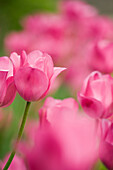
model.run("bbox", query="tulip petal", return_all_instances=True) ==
[28,50,54,79]
[10,52,20,73]
[21,51,28,66]
[49,67,66,90]
[40,67,66,99]
[1,77,16,107]
[14,67,49,101]
[78,94,104,118]
[0,71,8,102]
[0,57,13,77]
[82,71,101,96]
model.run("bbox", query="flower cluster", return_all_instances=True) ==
[4,1,113,91]
[1,1,113,170]
[0,50,65,106]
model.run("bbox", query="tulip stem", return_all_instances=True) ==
[3,101,31,170]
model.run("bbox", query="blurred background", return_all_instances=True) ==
[0,0,113,55]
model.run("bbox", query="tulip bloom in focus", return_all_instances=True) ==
[0,56,16,107]
[78,71,113,119]
[12,50,65,101]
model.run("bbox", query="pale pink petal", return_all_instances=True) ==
[0,57,13,77]
[42,53,54,79]
[1,77,16,107]
[27,50,43,67]
[20,50,28,66]
[46,106,76,127]
[14,67,49,101]
[101,119,111,140]
[43,97,78,112]
[49,67,66,91]
[62,98,78,112]
[90,75,113,108]
[28,50,54,79]
[82,71,101,96]
[40,67,66,99]
[10,52,20,73]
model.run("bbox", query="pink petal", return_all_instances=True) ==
[82,71,101,96]
[78,94,104,118]
[20,51,28,66]
[0,57,13,77]
[14,67,49,101]
[1,77,16,107]
[27,50,43,67]
[40,67,66,98]
[10,52,20,73]
[42,53,54,79]
[28,50,54,79]
[49,67,66,91]
[0,71,8,102]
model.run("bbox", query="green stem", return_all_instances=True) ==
[3,101,31,170]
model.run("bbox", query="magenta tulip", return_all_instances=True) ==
[0,56,16,107]
[19,97,99,170]
[99,119,113,169]
[87,40,113,73]
[78,71,113,119]
[12,50,66,101]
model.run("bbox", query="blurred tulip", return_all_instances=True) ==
[22,14,67,39]
[87,40,113,73]
[60,1,97,21]
[99,119,113,169]
[78,71,113,119]
[39,97,78,126]
[4,31,36,54]
[19,97,100,170]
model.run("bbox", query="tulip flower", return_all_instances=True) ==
[61,1,97,19]
[39,97,78,127]
[99,119,113,169]
[19,97,99,170]
[12,50,66,101]
[0,56,16,107]
[78,71,113,119]
[87,40,113,73]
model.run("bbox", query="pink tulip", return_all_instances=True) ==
[78,71,113,119]
[87,40,113,73]
[85,16,113,40]
[60,1,98,21]
[19,97,99,170]
[0,56,16,107]
[39,97,78,127]
[99,119,113,169]
[65,58,90,91]
[1,155,26,170]
[4,31,36,54]
[22,14,67,39]
[12,50,66,101]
